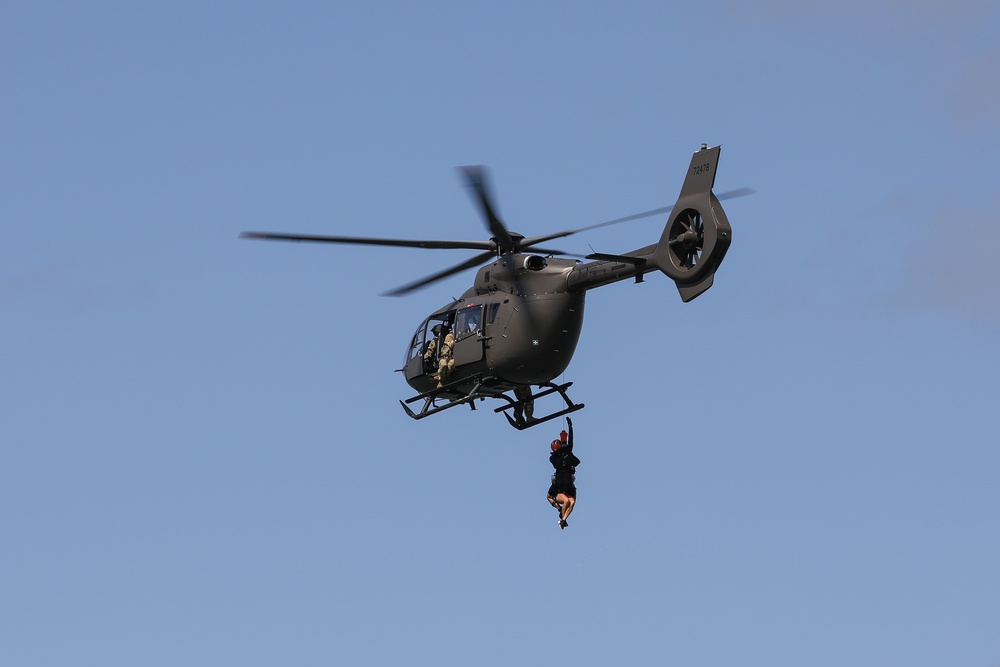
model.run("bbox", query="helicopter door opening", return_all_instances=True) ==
[452,304,484,366]
[403,314,453,382]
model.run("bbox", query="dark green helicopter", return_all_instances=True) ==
[242,144,743,429]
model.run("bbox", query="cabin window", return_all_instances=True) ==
[455,305,482,339]
[486,302,500,325]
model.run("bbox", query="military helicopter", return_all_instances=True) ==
[242,144,741,429]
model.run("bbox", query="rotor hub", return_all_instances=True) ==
[666,209,705,269]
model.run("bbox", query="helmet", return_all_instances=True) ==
[551,440,561,451]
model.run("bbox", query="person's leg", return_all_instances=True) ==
[556,494,574,521]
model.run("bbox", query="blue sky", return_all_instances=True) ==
[3,2,999,665]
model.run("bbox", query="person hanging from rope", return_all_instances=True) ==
[546,417,579,529]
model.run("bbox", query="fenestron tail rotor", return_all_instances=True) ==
[666,209,705,269]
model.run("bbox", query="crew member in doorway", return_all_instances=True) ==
[432,326,455,388]
[423,324,442,367]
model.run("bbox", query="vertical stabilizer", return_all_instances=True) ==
[652,145,732,302]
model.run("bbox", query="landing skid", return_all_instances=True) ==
[399,378,584,430]
[399,378,484,421]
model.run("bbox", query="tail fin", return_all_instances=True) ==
[652,145,732,302]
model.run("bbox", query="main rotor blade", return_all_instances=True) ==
[382,250,495,297]
[240,231,495,252]
[519,208,674,248]
[716,186,756,201]
[519,187,755,249]
[459,166,514,251]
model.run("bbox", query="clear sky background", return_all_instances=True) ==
[3,2,999,666]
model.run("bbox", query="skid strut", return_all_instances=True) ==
[399,378,483,421]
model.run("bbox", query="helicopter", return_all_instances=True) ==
[242,144,740,430]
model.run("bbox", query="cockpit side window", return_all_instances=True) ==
[406,321,428,363]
